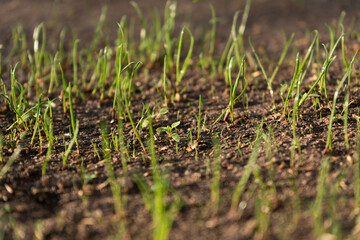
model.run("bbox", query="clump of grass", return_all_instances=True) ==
[297,32,344,110]
[324,51,357,152]
[283,31,318,116]
[3,63,29,131]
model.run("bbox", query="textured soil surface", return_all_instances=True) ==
[1,0,360,239]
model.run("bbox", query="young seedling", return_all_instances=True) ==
[68,82,79,152]
[32,23,46,97]
[42,99,54,176]
[213,56,248,126]
[249,33,294,106]
[157,121,180,144]
[175,26,194,100]
[190,96,206,154]
[290,68,302,166]
[93,46,111,102]
[72,39,80,95]
[341,27,351,149]
[163,56,169,107]
[62,119,79,167]
[30,94,45,152]
[283,31,318,116]
[210,134,221,215]
[194,95,205,142]
[163,0,177,69]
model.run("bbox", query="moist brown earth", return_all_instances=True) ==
[1,0,360,239]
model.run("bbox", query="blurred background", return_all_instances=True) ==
[0,0,359,57]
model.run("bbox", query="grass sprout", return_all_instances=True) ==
[163,0,177,69]
[62,119,79,167]
[324,51,358,152]
[32,23,46,97]
[342,27,351,149]
[249,33,294,105]
[175,26,194,98]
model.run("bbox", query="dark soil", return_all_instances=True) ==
[1,0,360,239]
